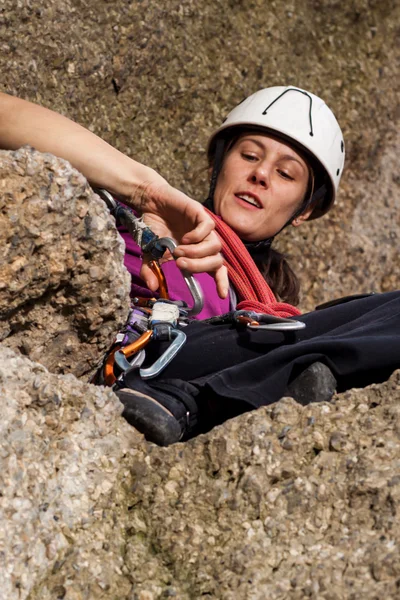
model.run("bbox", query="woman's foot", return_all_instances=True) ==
[286,361,337,404]
[114,371,199,446]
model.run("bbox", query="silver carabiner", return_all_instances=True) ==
[139,328,187,379]
[234,310,305,331]
[114,316,187,381]
[153,237,204,317]
[113,328,186,380]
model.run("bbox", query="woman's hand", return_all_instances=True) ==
[129,176,228,299]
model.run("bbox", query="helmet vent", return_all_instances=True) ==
[341,140,344,152]
[336,169,340,176]
[262,88,314,137]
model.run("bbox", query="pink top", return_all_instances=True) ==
[119,227,230,320]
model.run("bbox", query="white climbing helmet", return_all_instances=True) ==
[207,86,345,219]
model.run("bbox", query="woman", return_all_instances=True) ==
[113,87,400,446]
[1,88,399,447]
[122,86,342,318]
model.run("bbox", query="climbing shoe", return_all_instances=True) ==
[286,361,337,405]
[114,370,199,446]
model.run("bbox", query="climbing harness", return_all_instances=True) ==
[100,297,191,384]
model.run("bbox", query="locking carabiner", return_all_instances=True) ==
[234,310,305,331]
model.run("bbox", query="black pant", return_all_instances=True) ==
[145,291,400,423]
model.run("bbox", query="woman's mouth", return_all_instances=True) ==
[235,193,262,209]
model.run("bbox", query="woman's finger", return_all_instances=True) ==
[175,253,224,275]
[179,207,215,245]
[174,233,222,260]
[214,264,229,299]
[140,259,160,292]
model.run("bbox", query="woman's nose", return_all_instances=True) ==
[249,165,269,188]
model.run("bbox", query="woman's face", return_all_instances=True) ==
[213,133,312,241]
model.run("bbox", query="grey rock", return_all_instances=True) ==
[2,349,400,599]
[0,344,143,600]
[0,147,131,377]
[117,371,400,600]
[0,0,399,598]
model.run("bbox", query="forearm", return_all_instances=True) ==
[0,92,164,208]
[0,93,227,295]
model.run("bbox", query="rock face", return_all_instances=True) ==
[118,371,400,599]
[0,147,131,377]
[1,0,400,598]
[1,0,399,310]
[0,345,140,600]
[2,340,400,599]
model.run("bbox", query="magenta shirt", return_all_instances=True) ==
[119,227,230,320]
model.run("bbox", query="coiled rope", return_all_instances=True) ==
[205,208,301,318]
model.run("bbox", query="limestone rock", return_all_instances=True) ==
[118,370,400,599]
[0,147,131,377]
[0,344,141,600]
[2,339,400,599]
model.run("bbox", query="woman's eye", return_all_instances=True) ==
[277,169,294,181]
[242,153,258,161]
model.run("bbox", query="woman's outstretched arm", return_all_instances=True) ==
[0,92,227,297]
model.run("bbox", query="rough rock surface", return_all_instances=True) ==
[2,341,400,599]
[1,0,400,598]
[0,147,131,377]
[116,370,400,600]
[0,345,141,600]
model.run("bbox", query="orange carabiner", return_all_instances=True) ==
[103,331,153,386]
[121,330,153,359]
[104,345,121,386]
[148,260,169,299]
[235,315,260,327]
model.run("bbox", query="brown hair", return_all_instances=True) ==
[253,248,300,306]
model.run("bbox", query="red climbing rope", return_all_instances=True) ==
[205,209,301,318]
